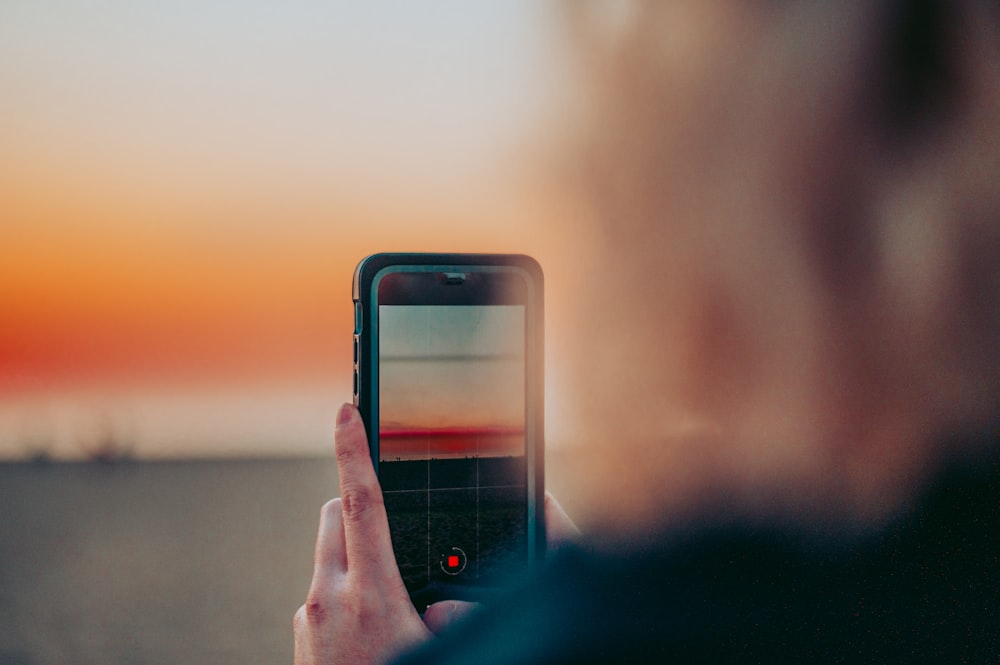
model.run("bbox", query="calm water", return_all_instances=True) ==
[0,451,581,664]
[0,458,339,665]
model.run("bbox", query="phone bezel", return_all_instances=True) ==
[352,253,545,602]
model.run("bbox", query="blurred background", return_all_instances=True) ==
[0,0,580,461]
[0,1,589,662]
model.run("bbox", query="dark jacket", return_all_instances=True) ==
[397,444,999,663]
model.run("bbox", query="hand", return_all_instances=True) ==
[294,403,584,658]
[423,492,581,635]
[294,404,431,665]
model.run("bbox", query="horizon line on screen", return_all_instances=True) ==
[380,425,524,438]
[378,425,525,460]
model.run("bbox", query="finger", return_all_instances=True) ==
[333,403,399,579]
[423,600,481,635]
[312,498,347,577]
[303,499,347,630]
[292,605,314,662]
[545,492,581,550]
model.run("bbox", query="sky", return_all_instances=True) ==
[0,0,574,459]
[379,305,525,430]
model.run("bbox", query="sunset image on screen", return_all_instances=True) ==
[378,305,525,461]
[377,303,529,598]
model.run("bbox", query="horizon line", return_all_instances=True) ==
[379,425,524,439]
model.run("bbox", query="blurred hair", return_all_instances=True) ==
[555,1,1000,531]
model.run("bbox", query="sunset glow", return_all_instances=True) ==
[0,1,569,459]
[379,426,524,461]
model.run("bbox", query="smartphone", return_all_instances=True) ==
[353,253,544,611]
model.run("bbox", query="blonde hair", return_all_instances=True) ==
[554,1,1000,530]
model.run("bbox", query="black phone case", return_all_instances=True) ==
[352,253,545,607]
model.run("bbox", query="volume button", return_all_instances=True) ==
[354,302,363,334]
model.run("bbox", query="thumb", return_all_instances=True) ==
[422,600,481,635]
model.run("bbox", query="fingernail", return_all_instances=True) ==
[336,403,354,426]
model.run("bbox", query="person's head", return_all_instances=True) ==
[554,1,1000,531]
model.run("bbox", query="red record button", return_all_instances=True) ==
[439,547,467,575]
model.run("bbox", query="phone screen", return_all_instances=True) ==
[375,272,531,604]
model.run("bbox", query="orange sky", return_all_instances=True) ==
[0,166,538,393]
[0,162,561,458]
[0,1,576,459]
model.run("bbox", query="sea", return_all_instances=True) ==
[0,453,582,665]
[0,457,339,665]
